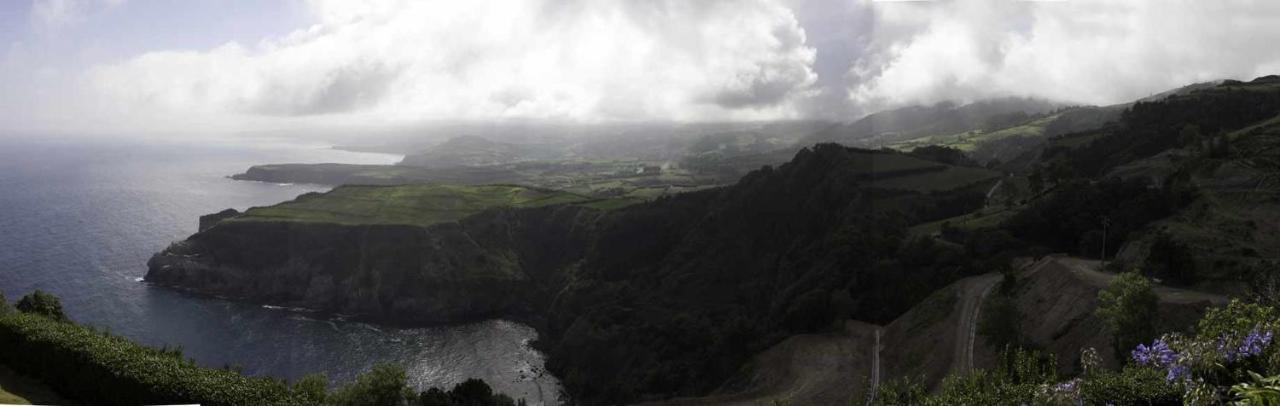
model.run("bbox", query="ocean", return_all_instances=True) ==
[0,137,559,404]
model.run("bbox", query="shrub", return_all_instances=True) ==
[884,347,1057,405]
[15,290,67,321]
[1230,372,1280,405]
[1197,299,1277,341]
[979,295,1023,350]
[0,290,10,315]
[0,290,525,406]
[414,378,521,406]
[292,373,329,405]
[329,363,414,406]
[1146,232,1198,286]
[876,376,927,405]
[0,312,301,405]
[1124,300,1279,404]
[1079,366,1181,404]
[1096,272,1159,361]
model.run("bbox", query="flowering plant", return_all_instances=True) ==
[1128,300,1280,404]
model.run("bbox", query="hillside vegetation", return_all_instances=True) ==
[234,184,606,227]
[869,75,1280,404]
[141,75,1280,404]
[152,145,1002,404]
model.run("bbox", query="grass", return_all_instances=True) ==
[889,115,1059,152]
[1226,113,1280,141]
[235,184,630,227]
[0,363,74,405]
[578,196,649,211]
[910,208,1017,237]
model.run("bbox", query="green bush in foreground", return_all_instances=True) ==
[0,291,10,316]
[1096,271,1159,361]
[416,378,524,406]
[15,290,67,321]
[0,311,300,405]
[889,298,1280,405]
[0,291,524,406]
[329,363,414,406]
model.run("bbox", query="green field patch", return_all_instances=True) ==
[235,184,618,227]
[910,208,1016,237]
[889,115,1058,152]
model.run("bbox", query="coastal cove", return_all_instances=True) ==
[0,138,561,405]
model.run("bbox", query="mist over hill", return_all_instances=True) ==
[8,1,1280,405]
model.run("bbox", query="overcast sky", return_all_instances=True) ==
[2,0,1280,136]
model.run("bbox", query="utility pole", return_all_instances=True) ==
[1100,216,1111,271]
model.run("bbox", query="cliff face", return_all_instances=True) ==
[198,209,240,232]
[150,144,996,404]
[147,205,599,324]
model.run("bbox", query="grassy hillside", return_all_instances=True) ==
[801,98,1065,147]
[234,184,611,227]
[235,159,722,203]
[540,144,997,403]
[910,76,1280,294]
[889,114,1058,153]
[1107,111,1280,293]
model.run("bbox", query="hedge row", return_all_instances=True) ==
[0,312,305,406]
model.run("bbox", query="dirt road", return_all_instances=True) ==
[1056,257,1229,305]
[952,272,1003,375]
[865,327,882,406]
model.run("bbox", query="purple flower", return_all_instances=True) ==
[1218,336,1239,362]
[1165,364,1190,383]
[1217,329,1274,363]
[1132,339,1177,367]
[1239,329,1274,358]
[1054,379,1079,392]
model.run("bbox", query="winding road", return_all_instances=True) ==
[949,256,1229,376]
[865,327,882,406]
[647,256,1227,405]
[1056,257,1228,305]
[952,273,1003,374]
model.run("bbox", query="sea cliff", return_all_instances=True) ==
[147,205,599,324]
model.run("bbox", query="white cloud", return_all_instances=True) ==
[849,0,1280,111]
[30,0,88,28]
[29,0,124,29]
[88,0,818,127]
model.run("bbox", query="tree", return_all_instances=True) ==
[1145,231,1197,286]
[414,379,521,406]
[1047,160,1077,185]
[330,363,414,406]
[1178,124,1202,147]
[979,294,1022,350]
[16,290,67,321]
[1078,230,1104,259]
[0,290,10,316]
[1195,299,1275,341]
[1095,272,1159,361]
[1028,167,1045,195]
[292,373,329,405]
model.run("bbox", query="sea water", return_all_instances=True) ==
[0,136,558,404]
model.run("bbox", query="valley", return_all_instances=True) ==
[151,75,1280,404]
[9,75,1280,405]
